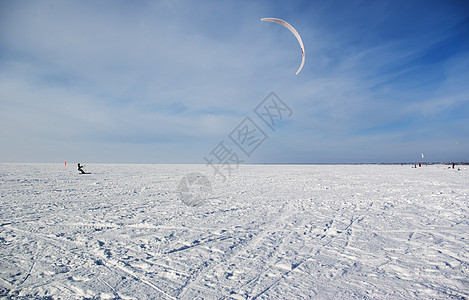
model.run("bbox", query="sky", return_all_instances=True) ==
[1,0,468,164]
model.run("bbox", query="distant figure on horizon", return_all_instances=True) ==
[77,163,86,174]
[452,163,455,169]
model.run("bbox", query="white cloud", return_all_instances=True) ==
[1,0,468,163]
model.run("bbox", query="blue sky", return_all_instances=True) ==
[1,0,468,163]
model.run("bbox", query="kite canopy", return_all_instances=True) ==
[261,17,305,75]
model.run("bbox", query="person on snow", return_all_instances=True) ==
[77,163,86,174]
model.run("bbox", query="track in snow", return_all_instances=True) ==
[1,163,468,298]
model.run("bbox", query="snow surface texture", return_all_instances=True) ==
[0,163,468,299]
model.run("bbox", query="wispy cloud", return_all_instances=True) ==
[1,0,468,163]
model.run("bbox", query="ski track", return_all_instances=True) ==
[0,163,468,299]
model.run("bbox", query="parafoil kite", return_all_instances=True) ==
[421,153,424,159]
[261,17,305,75]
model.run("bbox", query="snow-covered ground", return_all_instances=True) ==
[0,163,468,299]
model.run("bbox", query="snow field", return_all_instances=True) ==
[0,163,468,299]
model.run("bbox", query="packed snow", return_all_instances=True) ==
[0,163,468,299]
